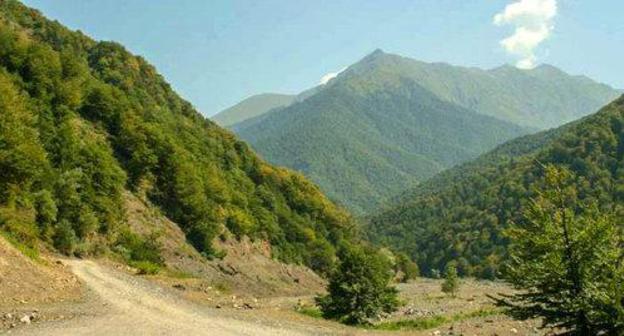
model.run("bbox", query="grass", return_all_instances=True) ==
[371,308,500,331]
[130,260,161,275]
[212,281,232,294]
[165,269,196,279]
[1,231,40,261]
[296,306,323,319]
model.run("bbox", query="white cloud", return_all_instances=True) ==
[319,67,347,85]
[493,0,557,69]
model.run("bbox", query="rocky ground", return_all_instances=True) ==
[0,194,557,335]
[1,246,557,335]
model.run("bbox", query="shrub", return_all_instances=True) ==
[441,261,459,296]
[114,230,164,272]
[316,244,400,325]
[395,252,419,282]
[53,220,77,255]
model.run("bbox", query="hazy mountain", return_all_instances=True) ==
[344,50,621,129]
[211,93,296,127]
[367,95,624,278]
[233,50,531,214]
[228,50,620,215]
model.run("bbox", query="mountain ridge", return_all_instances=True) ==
[367,94,624,278]
[226,50,619,214]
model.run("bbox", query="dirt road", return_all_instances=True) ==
[11,260,329,336]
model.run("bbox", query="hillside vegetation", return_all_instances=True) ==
[0,0,355,275]
[234,51,532,214]
[229,50,620,214]
[343,51,621,129]
[368,95,624,278]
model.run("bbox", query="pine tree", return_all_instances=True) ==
[441,261,459,296]
[494,165,624,334]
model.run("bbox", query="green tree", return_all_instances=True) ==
[441,261,459,296]
[316,244,400,325]
[53,220,77,255]
[395,252,419,282]
[494,165,624,334]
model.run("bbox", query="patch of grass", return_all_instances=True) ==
[165,269,196,279]
[130,260,161,275]
[212,281,232,294]
[371,308,500,331]
[296,306,323,319]
[1,231,40,261]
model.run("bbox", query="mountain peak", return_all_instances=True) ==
[369,48,385,56]
[361,48,387,62]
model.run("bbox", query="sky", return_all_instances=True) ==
[22,0,624,117]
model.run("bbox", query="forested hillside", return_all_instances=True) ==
[368,95,624,278]
[234,51,530,214]
[343,51,621,129]
[0,0,355,274]
[229,50,620,214]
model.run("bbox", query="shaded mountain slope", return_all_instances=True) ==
[235,64,530,214]
[211,93,296,127]
[230,51,619,214]
[345,50,621,129]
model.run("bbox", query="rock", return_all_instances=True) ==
[173,284,185,291]
[432,331,441,336]
[10,323,16,328]
[215,304,222,309]
[510,328,518,334]
[20,315,31,324]
[242,303,253,310]
[4,313,13,319]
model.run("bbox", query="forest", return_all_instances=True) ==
[0,0,356,275]
[368,95,624,278]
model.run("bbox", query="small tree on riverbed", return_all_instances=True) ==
[494,165,624,335]
[441,260,460,297]
[316,243,400,325]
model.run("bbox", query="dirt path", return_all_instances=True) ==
[10,260,328,336]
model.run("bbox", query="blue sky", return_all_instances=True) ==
[23,0,624,116]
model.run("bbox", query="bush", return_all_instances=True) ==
[316,244,400,325]
[53,220,77,255]
[395,252,419,282]
[441,261,459,296]
[114,230,164,272]
[130,260,161,275]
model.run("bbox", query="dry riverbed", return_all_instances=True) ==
[1,254,556,335]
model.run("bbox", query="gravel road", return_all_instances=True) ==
[11,260,323,336]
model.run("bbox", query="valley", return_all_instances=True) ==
[1,0,623,334]
[1,250,548,335]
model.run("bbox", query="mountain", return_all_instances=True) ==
[211,93,296,127]
[231,49,618,214]
[0,0,355,276]
[343,51,621,129]
[234,53,532,214]
[367,94,624,278]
